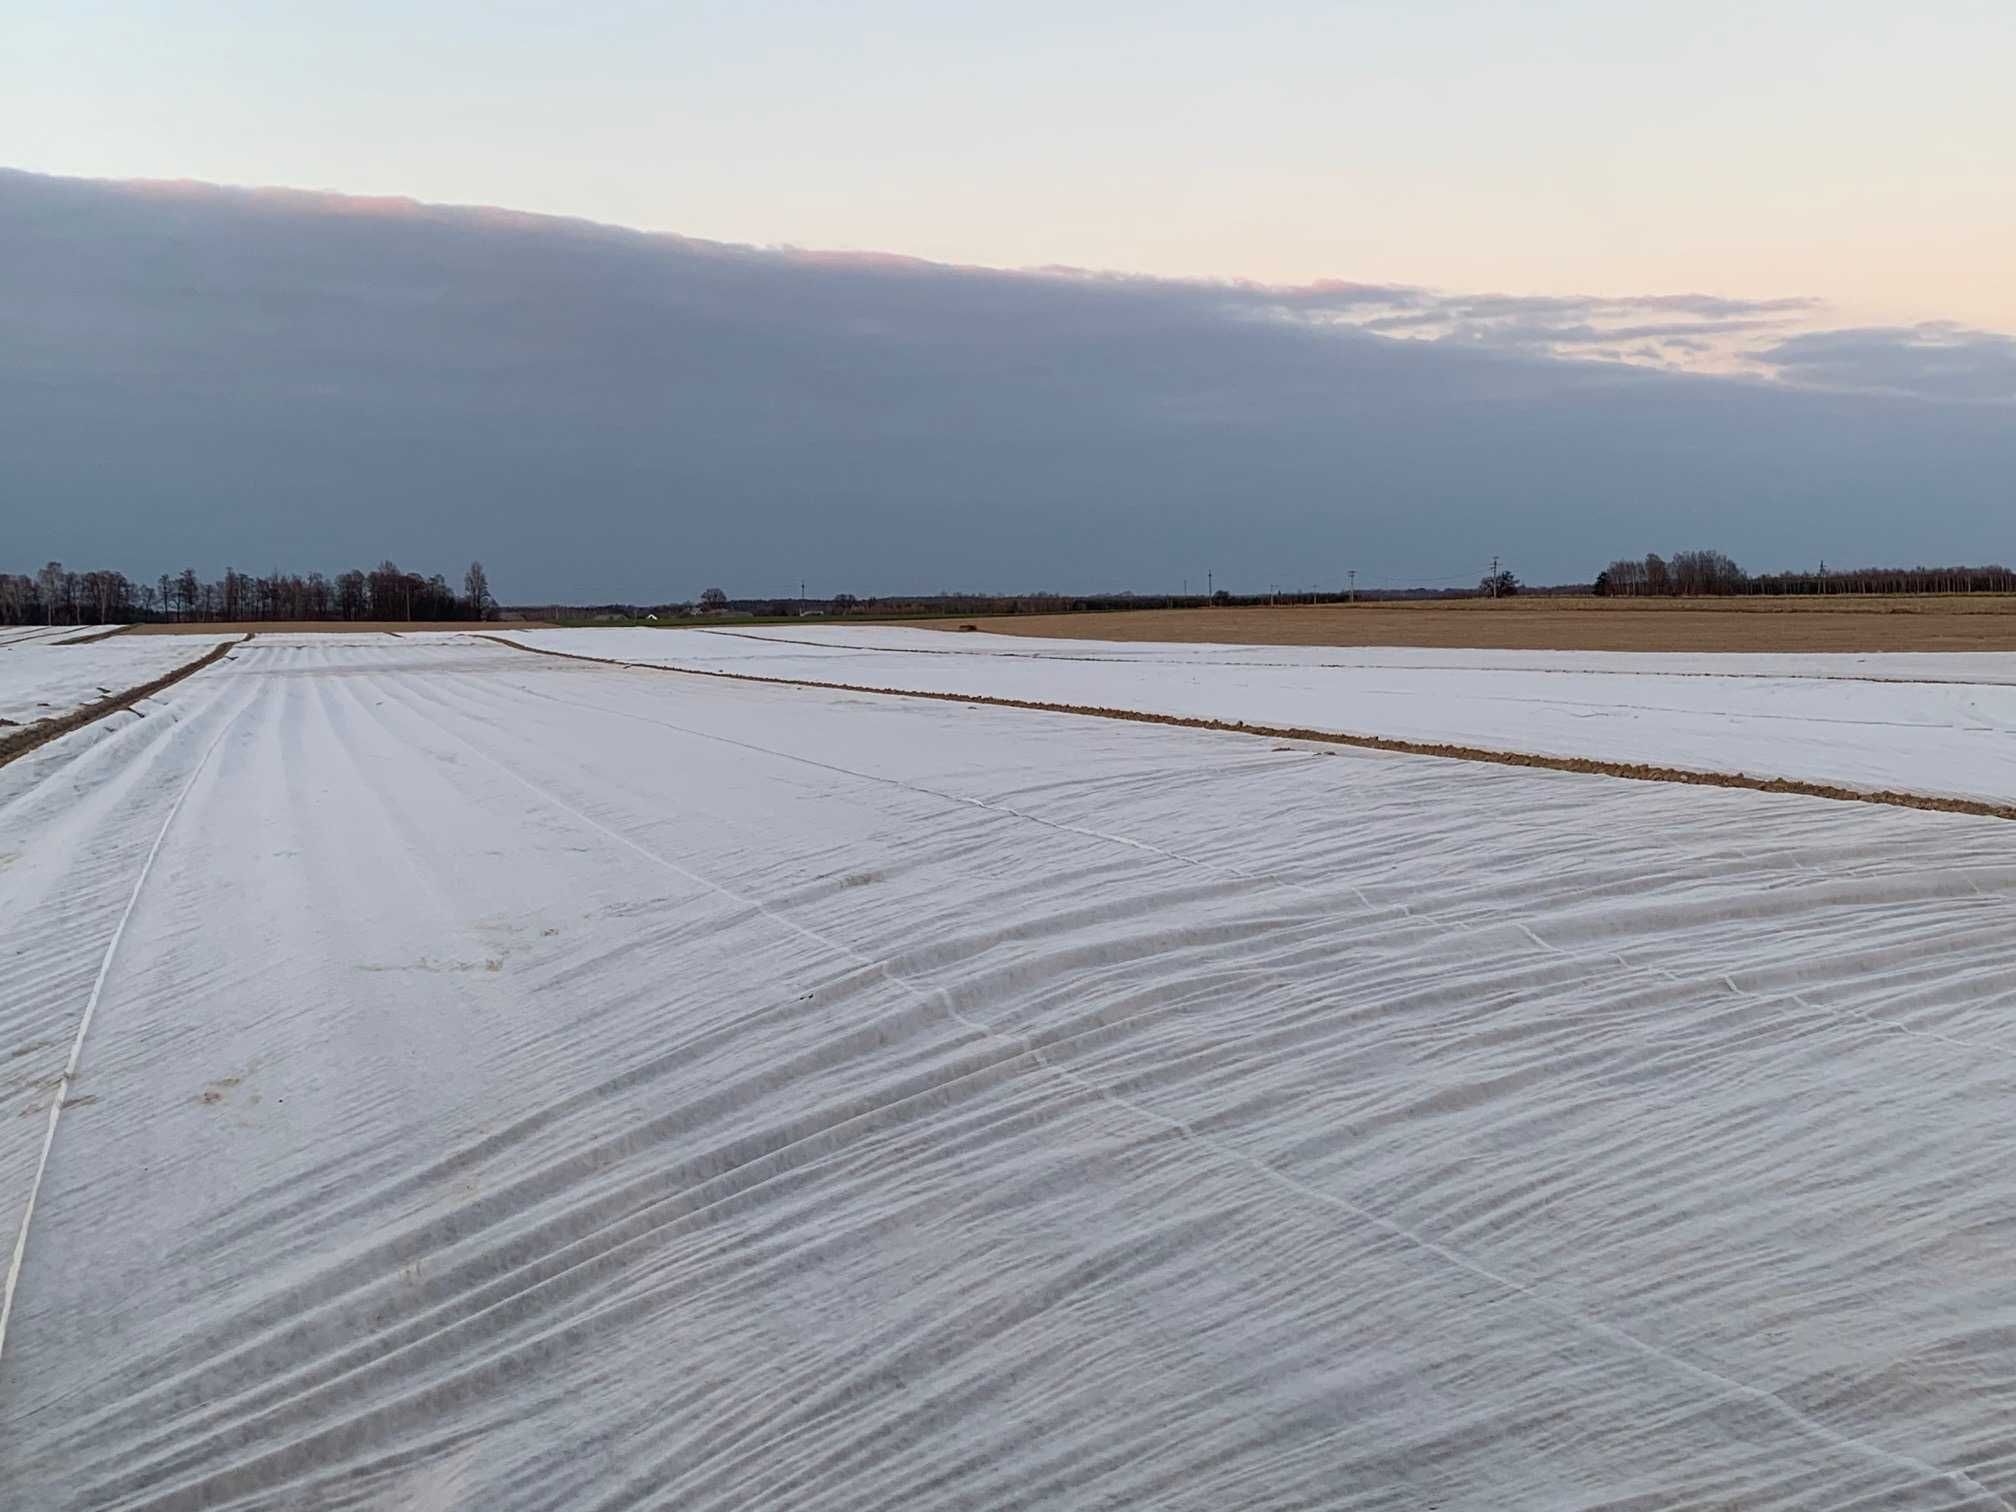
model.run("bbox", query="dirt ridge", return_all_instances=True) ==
[54,625,139,646]
[0,636,246,770]
[480,636,2016,824]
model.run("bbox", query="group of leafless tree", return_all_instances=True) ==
[1596,551,1747,597]
[1742,563,2016,596]
[0,560,498,626]
[1595,552,2015,598]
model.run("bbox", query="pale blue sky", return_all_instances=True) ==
[6,1,2012,328]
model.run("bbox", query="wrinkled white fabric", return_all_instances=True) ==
[3,636,2014,1509]
[504,625,2016,807]
[0,636,236,726]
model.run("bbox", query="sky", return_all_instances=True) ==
[7,1,2012,330]
[3,2,2013,599]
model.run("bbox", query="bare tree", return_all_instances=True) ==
[368,560,410,620]
[36,561,67,623]
[335,570,367,619]
[1670,549,1745,596]
[700,587,728,610]
[464,561,493,621]
[79,569,130,622]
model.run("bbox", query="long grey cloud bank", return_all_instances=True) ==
[4,169,2012,601]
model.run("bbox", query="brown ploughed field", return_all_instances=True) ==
[927,596,2016,653]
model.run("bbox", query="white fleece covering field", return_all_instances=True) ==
[0,626,78,649]
[0,634,237,727]
[3,634,2015,1509]
[501,625,2016,807]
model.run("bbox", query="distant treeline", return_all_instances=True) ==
[525,587,1485,622]
[0,560,496,625]
[1596,553,2016,598]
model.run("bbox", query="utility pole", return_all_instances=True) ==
[1207,570,1213,599]
[1347,569,1356,603]
[1489,554,1500,599]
